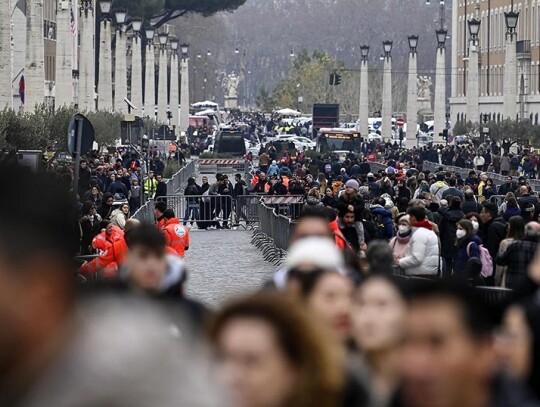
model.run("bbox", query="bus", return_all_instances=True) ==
[316,128,361,153]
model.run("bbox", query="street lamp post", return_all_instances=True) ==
[169,37,179,128]
[504,8,519,120]
[406,35,418,149]
[130,18,143,115]
[179,43,190,134]
[203,50,211,100]
[466,18,481,125]
[113,9,128,114]
[358,45,370,138]
[143,27,156,119]
[433,27,447,144]
[79,0,96,111]
[382,40,393,142]
[157,31,169,123]
[97,0,113,111]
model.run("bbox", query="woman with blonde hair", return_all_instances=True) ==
[318,173,328,196]
[208,294,345,407]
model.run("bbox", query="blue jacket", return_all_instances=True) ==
[455,235,481,278]
[370,205,394,240]
[267,163,279,177]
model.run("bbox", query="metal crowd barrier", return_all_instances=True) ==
[161,194,235,227]
[475,286,513,306]
[131,160,196,223]
[166,160,196,195]
[257,201,296,250]
[198,159,251,176]
[422,161,540,192]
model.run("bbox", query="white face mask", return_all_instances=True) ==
[456,229,467,239]
[398,225,410,234]
[471,220,479,231]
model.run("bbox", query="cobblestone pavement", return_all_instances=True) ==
[183,228,275,308]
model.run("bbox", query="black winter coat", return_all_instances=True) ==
[438,207,465,258]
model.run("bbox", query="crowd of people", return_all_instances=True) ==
[2,159,540,407]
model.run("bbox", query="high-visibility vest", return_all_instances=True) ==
[80,238,128,277]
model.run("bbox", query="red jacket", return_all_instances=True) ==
[163,218,190,257]
[329,219,351,250]
[91,225,124,253]
[81,238,128,278]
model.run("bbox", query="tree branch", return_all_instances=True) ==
[152,9,189,29]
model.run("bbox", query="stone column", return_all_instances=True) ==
[406,51,418,149]
[382,56,392,141]
[97,20,113,111]
[359,59,369,137]
[170,52,179,126]
[130,34,143,114]
[144,42,155,119]
[114,29,127,114]
[55,0,73,108]
[433,47,446,144]
[466,40,480,124]
[179,56,190,133]
[503,35,518,120]
[25,0,45,111]
[157,47,168,123]
[79,1,95,111]
[0,0,12,109]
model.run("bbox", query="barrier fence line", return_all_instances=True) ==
[132,160,196,223]
[422,161,540,192]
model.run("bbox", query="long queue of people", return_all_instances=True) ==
[3,160,540,407]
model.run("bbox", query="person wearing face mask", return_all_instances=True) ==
[389,214,412,269]
[465,212,482,239]
[438,197,465,277]
[453,219,482,281]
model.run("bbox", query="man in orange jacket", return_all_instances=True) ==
[80,219,140,277]
[162,209,190,257]
[91,222,124,253]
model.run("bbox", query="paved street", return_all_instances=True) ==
[184,229,275,308]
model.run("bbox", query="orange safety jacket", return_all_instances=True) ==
[156,216,166,230]
[80,238,128,278]
[91,226,124,253]
[163,218,190,257]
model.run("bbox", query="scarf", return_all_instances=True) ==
[396,229,412,244]
[414,220,433,230]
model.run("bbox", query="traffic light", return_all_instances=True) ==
[335,73,342,85]
[399,128,404,141]
[329,73,335,85]
[442,129,448,140]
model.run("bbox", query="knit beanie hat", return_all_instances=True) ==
[345,179,360,191]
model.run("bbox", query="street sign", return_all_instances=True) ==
[396,118,405,127]
[373,122,381,130]
[67,114,94,156]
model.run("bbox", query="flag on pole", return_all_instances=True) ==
[70,5,77,36]
[19,75,25,105]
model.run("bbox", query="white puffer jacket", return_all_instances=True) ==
[398,226,440,276]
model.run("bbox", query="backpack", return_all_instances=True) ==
[467,242,493,278]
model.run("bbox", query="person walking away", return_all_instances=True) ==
[495,216,525,286]
[198,176,211,229]
[439,197,465,277]
[496,221,540,289]
[370,197,394,241]
[183,177,200,227]
[480,202,508,284]
[259,151,270,174]
[162,209,190,257]
[218,175,234,229]
[441,177,464,201]
[462,189,482,215]
[396,206,439,278]
[429,173,448,204]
